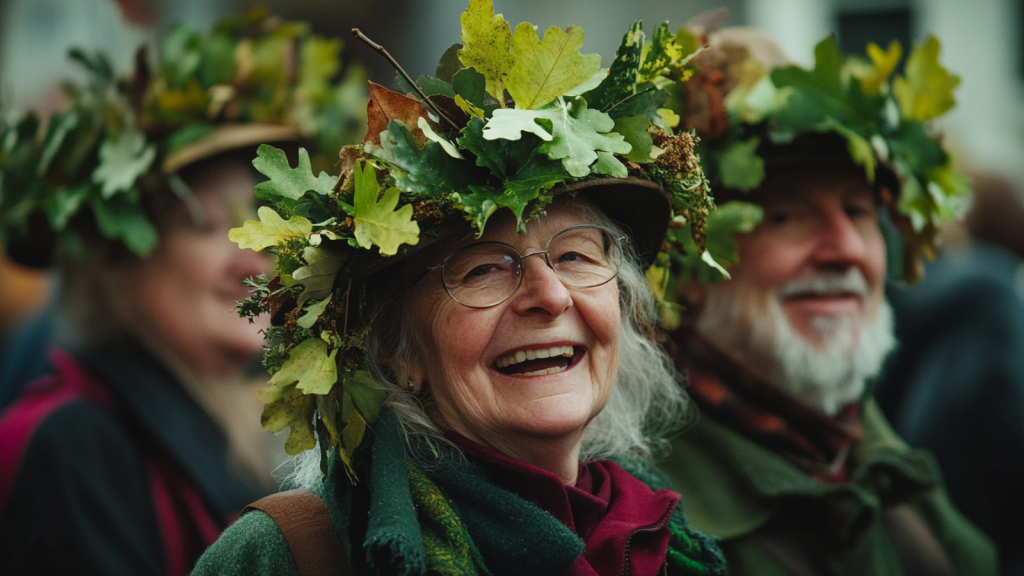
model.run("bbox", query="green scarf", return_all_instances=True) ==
[333,410,724,576]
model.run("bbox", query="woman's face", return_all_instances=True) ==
[409,201,621,459]
[118,156,271,380]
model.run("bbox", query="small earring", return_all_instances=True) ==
[406,379,415,391]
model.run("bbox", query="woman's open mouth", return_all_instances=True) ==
[493,345,583,376]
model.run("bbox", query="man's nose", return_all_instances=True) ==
[809,207,869,271]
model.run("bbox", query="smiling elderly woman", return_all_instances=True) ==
[192,5,726,576]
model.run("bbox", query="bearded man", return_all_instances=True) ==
[656,27,997,576]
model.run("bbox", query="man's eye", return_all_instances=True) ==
[767,211,791,225]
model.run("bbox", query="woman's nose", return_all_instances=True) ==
[510,253,572,317]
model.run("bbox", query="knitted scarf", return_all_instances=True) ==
[335,410,725,576]
[681,335,862,483]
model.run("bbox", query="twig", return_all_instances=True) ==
[335,277,354,381]
[351,28,459,131]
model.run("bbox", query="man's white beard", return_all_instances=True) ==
[696,269,898,416]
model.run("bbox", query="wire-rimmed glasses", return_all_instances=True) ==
[430,225,625,309]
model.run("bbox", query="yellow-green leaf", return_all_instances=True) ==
[292,246,345,307]
[352,162,420,256]
[257,383,317,455]
[505,23,601,110]
[297,294,333,329]
[347,370,387,423]
[268,338,338,395]
[857,40,902,94]
[458,0,513,104]
[893,36,960,122]
[228,206,312,251]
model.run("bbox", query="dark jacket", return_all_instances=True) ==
[0,339,265,576]
[876,243,1024,575]
[659,399,997,576]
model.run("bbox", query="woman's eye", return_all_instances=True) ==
[767,211,791,225]
[465,265,499,278]
[558,252,582,262]
[845,203,875,220]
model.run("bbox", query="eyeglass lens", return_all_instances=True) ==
[440,225,622,308]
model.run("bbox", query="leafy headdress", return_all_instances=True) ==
[648,25,966,309]
[0,8,367,266]
[233,0,715,479]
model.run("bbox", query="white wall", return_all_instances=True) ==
[914,0,1024,179]
[746,0,831,66]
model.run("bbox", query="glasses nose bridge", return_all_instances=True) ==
[519,249,553,271]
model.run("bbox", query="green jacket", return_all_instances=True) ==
[658,399,997,576]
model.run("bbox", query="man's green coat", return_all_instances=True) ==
[659,400,998,576]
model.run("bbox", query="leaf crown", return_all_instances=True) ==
[672,27,966,285]
[0,7,367,263]
[233,0,716,478]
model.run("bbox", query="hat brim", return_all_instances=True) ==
[162,123,301,174]
[354,176,671,284]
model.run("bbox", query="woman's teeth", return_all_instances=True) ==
[496,345,574,369]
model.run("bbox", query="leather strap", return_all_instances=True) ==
[882,504,953,576]
[242,488,350,576]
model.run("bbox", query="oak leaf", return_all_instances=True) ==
[268,338,338,395]
[351,161,420,255]
[458,0,513,104]
[228,206,312,251]
[363,82,439,147]
[893,36,960,122]
[505,23,601,110]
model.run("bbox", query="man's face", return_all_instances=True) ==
[730,163,887,341]
[693,163,894,414]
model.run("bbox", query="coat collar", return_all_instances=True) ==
[661,399,938,541]
[73,338,263,521]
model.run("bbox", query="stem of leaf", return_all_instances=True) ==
[350,28,460,131]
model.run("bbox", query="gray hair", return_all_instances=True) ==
[285,200,692,487]
[368,200,692,462]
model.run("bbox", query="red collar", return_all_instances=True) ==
[681,335,862,483]
[449,434,679,576]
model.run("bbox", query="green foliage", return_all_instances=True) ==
[351,162,420,256]
[0,8,367,263]
[613,115,657,164]
[292,246,346,307]
[258,382,317,455]
[584,21,644,112]
[229,206,313,251]
[483,98,631,177]
[458,0,514,104]
[682,29,965,282]
[716,137,764,192]
[91,126,154,195]
[672,201,763,283]
[505,23,601,110]
[231,8,713,474]
[893,35,960,122]
[268,337,339,395]
[253,145,336,202]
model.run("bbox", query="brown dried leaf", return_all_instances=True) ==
[363,81,440,147]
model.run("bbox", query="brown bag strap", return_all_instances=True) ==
[882,504,954,576]
[242,488,351,576]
